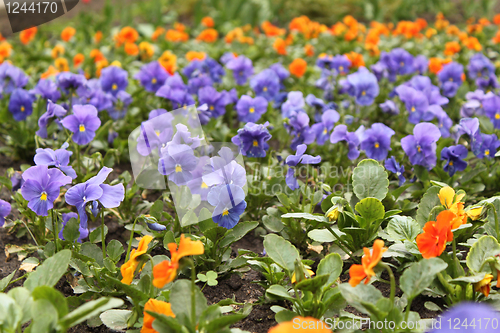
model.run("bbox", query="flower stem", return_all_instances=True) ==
[101,209,106,260]
[52,209,58,253]
[190,261,197,329]
[125,217,139,262]
[380,263,395,305]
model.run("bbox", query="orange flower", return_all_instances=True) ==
[463,36,482,51]
[494,14,500,25]
[159,50,177,74]
[55,58,69,72]
[261,21,286,37]
[142,299,175,333]
[96,59,109,77]
[479,18,490,26]
[90,49,105,63]
[165,29,189,42]
[444,41,461,56]
[196,29,218,43]
[438,186,468,229]
[289,58,307,78]
[139,41,154,60]
[225,28,244,43]
[349,240,386,287]
[304,44,314,57]
[41,65,59,79]
[120,235,153,285]
[174,22,186,32]
[153,234,204,288]
[474,274,493,297]
[51,45,65,59]
[345,51,364,68]
[73,53,85,67]
[330,22,346,36]
[493,30,500,44]
[201,16,214,28]
[416,210,454,259]
[446,25,460,36]
[185,51,206,62]
[151,27,165,41]
[273,38,287,55]
[125,43,139,56]
[117,26,139,45]
[425,28,437,39]
[268,317,332,333]
[61,27,76,42]
[94,31,103,43]
[0,42,12,60]
[428,57,451,74]
[20,27,37,45]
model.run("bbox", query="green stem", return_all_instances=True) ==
[75,142,81,176]
[325,225,359,263]
[145,254,156,298]
[381,263,395,305]
[190,261,197,329]
[125,217,139,262]
[452,238,458,263]
[101,209,106,260]
[487,203,500,242]
[52,210,58,253]
[405,297,413,322]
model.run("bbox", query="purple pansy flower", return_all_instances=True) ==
[62,104,101,145]
[311,110,340,145]
[289,112,315,150]
[0,63,29,93]
[379,100,399,115]
[107,90,132,120]
[379,48,415,81]
[220,52,237,65]
[56,72,87,92]
[226,55,254,85]
[198,86,230,118]
[401,122,441,170]
[414,55,428,74]
[282,91,305,118]
[31,79,61,102]
[429,302,500,333]
[9,88,35,121]
[360,123,395,161]
[202,148,247,189]
[437,62,464,97]
[285,144,321,190]
[207,184,247,229]
[58,212,89,242]
[384,157,405,186]
[100,66,128,96]
[269,62,290,86]
[441,145,468,176]
[330,124,365,160]
[158,144,198,185]
[0,199,11,227]
[482,94,500,129]
[395,85,432,124]
[231,122,272,158]
[474,133,500,159]
[134,61,169,92]
[21,165,72,216]
[346,67,379,106]
[250,68,280,102]
[34,143,77,179]
[236,95,268,123]
[36,100,67,138]
[429,105,453,138]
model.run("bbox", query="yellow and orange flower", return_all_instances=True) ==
[120,235,153,285]
[416,210,454,259]
[444,41,461,56]
[151,27,165,42]
[61,27,76,42]
[438,186,468,229]
[116,26,139,46]
[304,44,314,57]
[139,41,154,60]
[474,274,493,297]
[185,51,206,62]
[51,45,65,59]
[20,27,37,45]
[463,36,482,51]
[268,317,332,333]
[55,58,69,72]
[124,42,139,56]
[0,41,12,62]
[152,234,204,288]
[261,21,286,37]
[289,58,307,78]
[165,29,189,42]
[428,57,451,74]
[273,38,287,55]
[41,65,59,79]
[73,53,85,67]
[201,16,214,28]
[349,239,386,287]
[90,49,105,63]
[94,31,103,44]
[159,50,177,74]
[345,51,365,69]
[141,299,175,333]
[196,29,218,43]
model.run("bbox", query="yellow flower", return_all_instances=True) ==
[120,235,153,285]
[327,208,339,222]
[291,269,315,284]
[474,274,493,297]
[438,186,464,209]
[142,299,175,333]
[110,60,122,68]
[466,207,483,221]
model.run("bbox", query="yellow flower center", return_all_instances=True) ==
[449,78,453,82]
[155,130,161,136]
[323,128,327,134]
[411,106,416,112]
[449,161,454,166]
[400,61,404,66]
[253,140,258,147]
[222,208,229,216]
[210,105,214,111]
[249,107,255,113]
[495,114,500,120]
[20,106,25,112]
[112,84,118,90]
[339,66,343,71]
[263,86,268,92]
[417,145,422,153]
[152,78,157,84]
[175,164,182,173]
[79,124,85,132]
[40,192,47,201]
[485,149,490,156]
[374,142,380,148]
[183,105,187,109]
[201,182,208,189]
[361,91,366,96]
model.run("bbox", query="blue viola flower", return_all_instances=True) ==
[360,123,395,161]
[482,95,500,129]
[100,66,128,96]
[107,90,132,120]
[58,212,89,243]
[269,62,290,87]
[289,112,315,150]
[0,62,29,93]
[428,105,452,138]
[285,144,321,190]
[428,303,500,333]
[207,184,247,229]
[34,143,77,179]
[236,95,268,123]
[281,91,305,118]
[61,104,101,145]
[183,58,225,85]
[134,61,169,92]
[395,85,432,124]
[468,53,495,80]
[413,55,428,74]
[198,86,230,118]
[231,122,271,158]
[401,122,441,170]
[21,165,72,216]
[186,156,211,201]
[65,167,125,228]
[460,90,491,117]
[36,100,67,138]
[158,144,198,185]
[76,79,114,112]
[311,110,340,145]
[346,67,379,106]
[330,55,352,75]
[474,133,500,159]
[379,48,415,81]
[384,157,405,186]
[56,72,87,92]
[226,55,254,85]
[437,62,464,97]
[250,68,280,102]
[0,199,11,227]
[220,52,237,65]
[202,148,247,189]
[31,79,61,102]
[330,124,365,160]
[441,145,468,176]
[11,171,24,192]
[379,100,399,115]
[8,88,35,121]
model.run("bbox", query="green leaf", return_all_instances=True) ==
[24,249,71,291]
[0,270,17,292]
[63,218,81,243]
[90,225,108,244]
[104,275,150,302]
[150,312,184,333]
[317,253,343,288]
[180,210,198,227]
[263,234,300,275]
[0,293,23,332]
[59,298,124,330]
[30,299,58,333]
[262,208,284,233]
[203,314,247,332]
[107,240,125,262]
[449,273,488,285]
[308,229,335,243]
[265,285,294,302]
[338,283,383,315]
[281,213,326,222]
[32,286,68,318]
[170,280,208,327]
[400,258,448,299]
[415,186,441,227]
[8,287,32,324]
[466,235,500,272]
[80,242,104,266]
[220,221,259,248]
[100,309,132,331]
[385,216,420,242]
[276,193,291,208]
[296,274,329,292]
[355,197,385,228]
[150,200,164,222]
[352,159,389,201]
